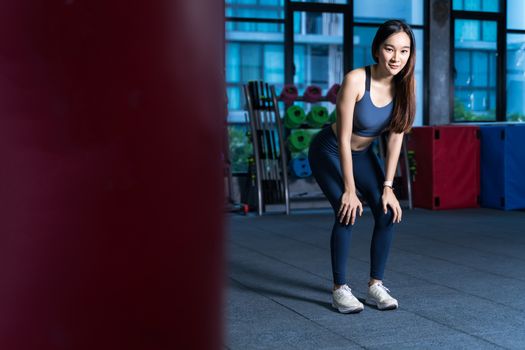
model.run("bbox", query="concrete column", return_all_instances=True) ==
[428,0,452,125]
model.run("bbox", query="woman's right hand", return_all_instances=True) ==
[338,191,363,225]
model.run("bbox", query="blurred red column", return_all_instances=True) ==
[0,1,225,349]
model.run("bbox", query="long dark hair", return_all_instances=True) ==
[371,20,416,133]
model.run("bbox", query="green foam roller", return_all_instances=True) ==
[329,109,337,123]
[306,106,329,128]
[287,130,311,152]
[284,105,306,129]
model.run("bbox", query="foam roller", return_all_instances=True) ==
[290,155,312,178]
[303,85,322,102]
[326,84,340,104]
[279,84,298,104]
[306,106,329,128]
[284,105,306,129]
[287,130,311,152]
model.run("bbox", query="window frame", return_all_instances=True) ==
[450,0,507,122]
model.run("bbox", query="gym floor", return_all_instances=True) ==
[225,208,525,349]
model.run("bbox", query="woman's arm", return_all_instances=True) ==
[335,70,363,225]
[382,131,404,223]
[336,73,359,192]
[384,131,404,183]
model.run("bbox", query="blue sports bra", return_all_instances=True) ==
[353,66,394,137]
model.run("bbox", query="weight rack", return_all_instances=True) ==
[243,81,290,215]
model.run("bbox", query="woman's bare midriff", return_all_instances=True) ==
[331,123,375,152]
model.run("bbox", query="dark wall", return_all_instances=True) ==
[0,1,225,349]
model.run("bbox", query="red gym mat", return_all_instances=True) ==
[408,125,480,210]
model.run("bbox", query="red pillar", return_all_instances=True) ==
[0,1,225,349]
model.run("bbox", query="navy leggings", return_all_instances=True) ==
[308,126,394,285]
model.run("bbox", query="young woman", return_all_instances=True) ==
[308,20,416,313]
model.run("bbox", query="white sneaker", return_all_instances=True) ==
[332,285,364,313]
[366,282,398,310]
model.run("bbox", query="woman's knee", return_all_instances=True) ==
[373,207,394,228]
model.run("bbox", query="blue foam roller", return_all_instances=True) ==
[290,155,312,178]
[480,124,525,210]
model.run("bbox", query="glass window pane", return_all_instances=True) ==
[507,0,525,30]
[291,0,347,4]
[472,52,488,87]
[225,20,284,124]
[453,0,499,12]
[482,21,497,42]
[305,12,323,34]
[240,44,262,81]
[454,19,497,121]
[294,12,344,93]
[353,26,378,68]
[263,45,284,84]
[226,43,240,83]
[354,0,423,25]
[452,0,462,11]
[507,34,525,121]
[482,0,498,12]
[455,19,480,42]
[488,51,496,88]
[455,51,470,86]
[227,86,242,110]
[465,0,482,11]
[225,0,284,19]
[413,29,424,126]
[293,12,301,34]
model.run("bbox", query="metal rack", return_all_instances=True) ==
[243,81,290,215]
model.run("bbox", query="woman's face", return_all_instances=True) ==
[376,31,411,76]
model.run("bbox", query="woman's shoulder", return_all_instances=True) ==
[342,66,367,87]
[340,66,368,98]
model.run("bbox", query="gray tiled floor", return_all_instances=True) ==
[225,208,525,349]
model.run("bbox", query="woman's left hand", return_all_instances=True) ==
[382,187,402,223]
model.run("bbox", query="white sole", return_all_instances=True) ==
[365,298,398,310]
[331,302,364,314]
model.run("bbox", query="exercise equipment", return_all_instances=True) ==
[284,105,306,129]
[479,124,525,210]
[244,81,290,215]
[290,154,312,178]
[408,126,480,210]
[306,106,329,128]
[303,85,322,102]
[287,130,311,152]
[279,84,299,104]
[326,84,340,104]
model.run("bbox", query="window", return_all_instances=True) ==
[507,0,525,30]
[507,0,525,121]
[452,0,499,12]
[452,0,525,122]
[354,0,424,25]
[506,34,525,121]
[226,1,285,172]
[454,19,497,121]
[293,12,344,91]
[290,0,347,3]
[226,0,284,19]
